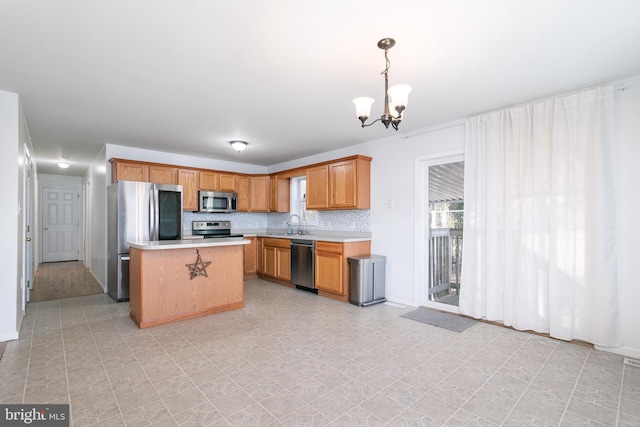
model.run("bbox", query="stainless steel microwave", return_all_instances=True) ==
[198,191,238,213]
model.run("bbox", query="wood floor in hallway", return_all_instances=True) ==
[29,261,104,302]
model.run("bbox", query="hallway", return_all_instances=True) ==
[29,261,104,302]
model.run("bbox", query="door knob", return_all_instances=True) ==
[25,237,31,242]
[44,227,48,231]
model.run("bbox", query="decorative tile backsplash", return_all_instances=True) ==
[268,210,370,232]
[183,211,268,232]
[183,210,370,233]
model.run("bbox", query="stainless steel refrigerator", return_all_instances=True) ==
[107,181,183,301]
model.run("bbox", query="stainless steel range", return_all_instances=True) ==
[192,221,244,239]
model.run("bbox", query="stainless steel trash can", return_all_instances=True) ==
[348,255,386,306]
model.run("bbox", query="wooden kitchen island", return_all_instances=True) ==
[128,238,249,328]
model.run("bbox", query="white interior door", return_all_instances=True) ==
[42,187,79,262]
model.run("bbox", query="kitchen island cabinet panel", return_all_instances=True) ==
[130,243,245,329]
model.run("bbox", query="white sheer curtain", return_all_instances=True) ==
[459,86,623,347]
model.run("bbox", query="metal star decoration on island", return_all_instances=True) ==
[185,249,211,280]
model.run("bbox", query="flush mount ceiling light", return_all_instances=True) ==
[230,140,248,152]
[353,38,412,131]
[57,161,71,169]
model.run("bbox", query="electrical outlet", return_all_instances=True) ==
[387,199,393,208]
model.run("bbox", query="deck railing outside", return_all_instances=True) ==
[428,228,463,301]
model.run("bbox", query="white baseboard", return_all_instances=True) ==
[595,344,640,359]
[385,296,417,308]
[0,331,19,342]
[89,269,107,293]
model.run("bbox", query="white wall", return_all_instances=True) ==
[86,147,107,289]
[0,91,25,341]
[599,75,640,358]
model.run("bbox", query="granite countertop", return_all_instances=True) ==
[129,238,250,250]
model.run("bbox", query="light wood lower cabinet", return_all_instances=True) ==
[315,240,371,301]
[260,238,291,281]
[243,237,258,279]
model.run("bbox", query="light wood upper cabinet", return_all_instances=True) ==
[149,165,178,185]
[250,176,270,212]
[110,154,370,211]
[199,171,219,190]
[306,165,329,210]
[237,175,250,211]
[219,173,237,192]
[112,160,149,183]
[306,157,371,210]
[237,175,269,212]
[178,169,200,211]
[270,175,290,212]
[329,158,370,209]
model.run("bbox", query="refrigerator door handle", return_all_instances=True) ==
[149,184,159,241]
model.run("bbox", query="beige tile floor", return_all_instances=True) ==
[1,279,639,426]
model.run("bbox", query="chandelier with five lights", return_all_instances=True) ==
[352,38,412,131]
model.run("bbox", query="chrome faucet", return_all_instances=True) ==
[286,214,301,234]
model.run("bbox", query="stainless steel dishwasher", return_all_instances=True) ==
[291,239,316,293]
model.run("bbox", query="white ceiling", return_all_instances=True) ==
[2,1,640,176]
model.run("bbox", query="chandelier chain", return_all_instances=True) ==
[381,49,391,76]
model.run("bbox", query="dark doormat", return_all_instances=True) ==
[401,307,477,332]
[0,341,5,362]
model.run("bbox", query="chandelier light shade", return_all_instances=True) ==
[353,38,411,131]
[230,140,248,152]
